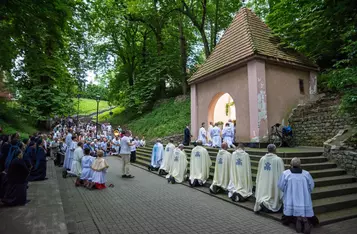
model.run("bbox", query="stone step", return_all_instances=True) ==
[317,206,357,225]
[131,160,357,225]
[135,154,356,188]
[139,146,324,157]
[136,148,326,163]
[312,183,357,200]
[313,194,357,214]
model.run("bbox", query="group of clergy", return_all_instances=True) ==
[150,141,317,234]
[197,120,236,148]
[0,132,48,207]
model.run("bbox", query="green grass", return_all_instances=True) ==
[0,120,37,139]
[94,106,125,122]
[73,98,110,115]
[105,98,190,140]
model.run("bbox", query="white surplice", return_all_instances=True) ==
[210,126,221,148]
[166,148,188,183]
[227,149,253,199]
[209,149,231,190]
[159,143,175,172]
[254,153,285,212]
[207,124,213,143]
[278,169,315,217]
[151,142,164,168]
[69,146,84,176]
[197,127,207,145]
[189,146,212,185]
[222,126,234,148]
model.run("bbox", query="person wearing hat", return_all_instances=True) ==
[254,144,285,213]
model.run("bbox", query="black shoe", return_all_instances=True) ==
[122,175,127,178]
[167,177,171,183]
[148,166,152,171]
[126,175,135,179]
[302,217,311,234]
[231,193,239,202]
[193,179,198,186]
[296,217,303,233]
[210,185,218,194]
[62,170,67,178]
[237,193,245,202]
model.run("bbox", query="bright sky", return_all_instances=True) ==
[86,70,97,84]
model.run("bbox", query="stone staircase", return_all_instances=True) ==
[134,145,357,225]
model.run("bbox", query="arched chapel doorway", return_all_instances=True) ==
[208,92,236,129]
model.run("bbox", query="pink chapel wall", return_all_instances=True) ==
[265,63,310,129]
[195,66,250,141]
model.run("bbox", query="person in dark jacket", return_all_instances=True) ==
[28,139,47,181]
[183,124,192,146]
[1,149,30,206]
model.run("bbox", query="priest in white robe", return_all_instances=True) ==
[197,122,207,145]
[149,138,164,171]
[209,142,231,194]
[279,157,318,232]
[63,130,73,170]
[210,123,221,148]
[166,144,188,184]
[189,140,212,187]
[227,144,253,202]
[228,119,235,142]
[159,139,175,175]
[254,144,285,213]
[222,123,235,148]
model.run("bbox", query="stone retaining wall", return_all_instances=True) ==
[289,94,356,146]
[324,130,357,176]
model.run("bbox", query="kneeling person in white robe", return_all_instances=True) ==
[166,144,187,184]
[210,123,222,148]
[222,123,235,148]
[209,142,231,194]
[228,143,253,202]
[189,140,212,187]
[149,139,164,171]
[159,138,175,175]
[254,144,285,213]
[278,157,318,233]
[80,148,95,188]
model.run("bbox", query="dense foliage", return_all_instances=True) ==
[250,0,357,117]
[0,0,88,120]
[1,0,356,125]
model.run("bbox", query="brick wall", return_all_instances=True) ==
[288,94,356,146]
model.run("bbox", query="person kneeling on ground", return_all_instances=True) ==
[1,148,30,206]
[91,150,109,190]
[227,143,253,202]
[80,148,95,189]
[166,144,187,184]
[189,140,212,187]
[158,138,175,175]
[148,138,163,171]
[28,139,47,181]
[254,144,284,213]
[209,142,231,194]
[278,157,319,234]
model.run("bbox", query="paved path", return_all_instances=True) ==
[56,156,357,234]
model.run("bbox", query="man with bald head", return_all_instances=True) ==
[209,142,231,194]
[254,144,284,213]
[278,157,317,233]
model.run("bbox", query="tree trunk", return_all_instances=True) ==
[213,0,219,47]
[179,19,188,95]
[199,26,211,58]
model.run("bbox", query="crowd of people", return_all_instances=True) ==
[52,121,146,188]
[149,138,318,234]
[0,132,48,207]
[183,120,236,148]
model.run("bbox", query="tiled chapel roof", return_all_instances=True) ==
[189,8,317,84]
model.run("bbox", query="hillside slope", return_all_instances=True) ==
[106,97,190,140]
